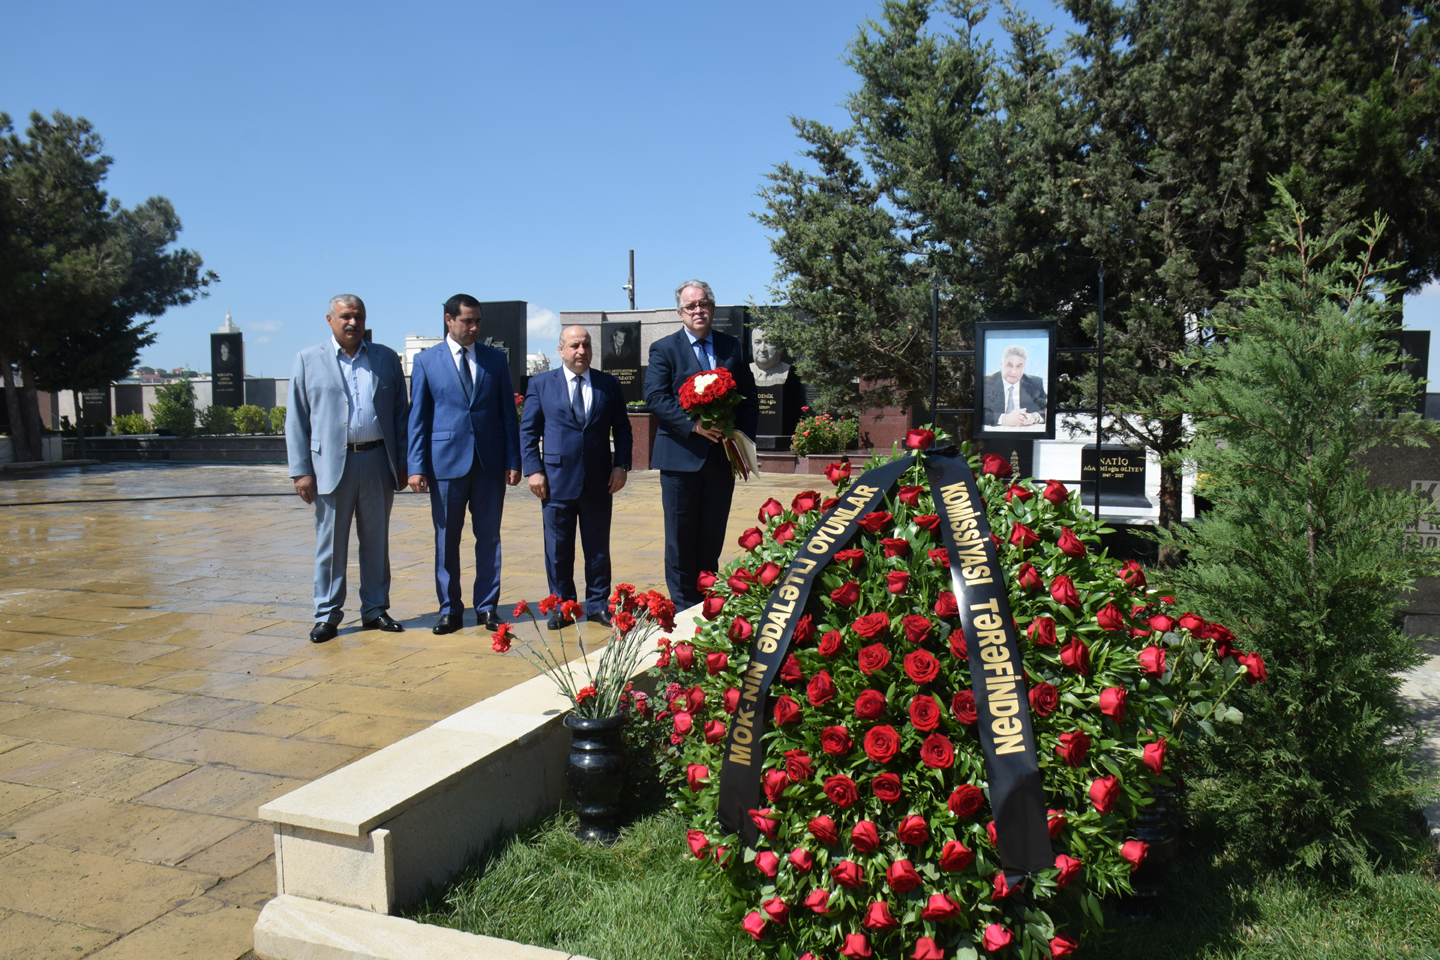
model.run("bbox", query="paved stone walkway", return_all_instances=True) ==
[0,462,831,959]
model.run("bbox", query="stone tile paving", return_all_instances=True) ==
[0,461,831,959]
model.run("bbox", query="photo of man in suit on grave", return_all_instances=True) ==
[981,340,1048,433]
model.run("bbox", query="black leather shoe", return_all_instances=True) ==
[547,611,573,631]
[362,613,405,633]
[432,613,464,635]
[590,610,614,628]
[310,622,338,643]
[479,609,504,631]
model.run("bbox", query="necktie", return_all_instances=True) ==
[694,338,711,370]
[458,347,473,397]
[1005,384,1016,414]
[571,374,586,425]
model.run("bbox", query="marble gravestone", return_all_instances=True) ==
[601,320,643,404]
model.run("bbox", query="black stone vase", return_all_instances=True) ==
[564,713,629,843]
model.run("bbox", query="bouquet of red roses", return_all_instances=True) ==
[678,367,759,480]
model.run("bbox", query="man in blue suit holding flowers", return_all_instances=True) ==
[520,325,632,629]
[407,294,521,634]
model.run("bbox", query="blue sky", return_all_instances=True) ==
[6,0,1438,379]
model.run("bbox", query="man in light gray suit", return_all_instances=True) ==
[286,294,410,643]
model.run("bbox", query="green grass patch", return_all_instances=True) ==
[407,808,1440,960]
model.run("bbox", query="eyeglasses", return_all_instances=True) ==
[681,300,715,313]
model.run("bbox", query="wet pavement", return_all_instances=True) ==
[0,461,832,959]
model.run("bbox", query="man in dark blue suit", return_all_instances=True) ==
[406,294,521,634]
[520,326,633,629]
[644,280,758,608]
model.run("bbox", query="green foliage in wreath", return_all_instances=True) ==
[660,433,1261,959]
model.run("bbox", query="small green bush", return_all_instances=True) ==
[112,413,151,434]
[233,404,268,434]
[198,404,235,435]
[789,411,858,456]
[150,380,198,436]
[269,405,287,433]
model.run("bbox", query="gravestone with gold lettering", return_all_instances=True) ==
[1080,444,1150,507]
[601,320,643,404]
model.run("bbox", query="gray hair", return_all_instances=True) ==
[674,279,715,308]
[1002,344,1027,362]
[328,294,365,315]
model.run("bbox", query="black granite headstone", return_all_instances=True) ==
[477,300,528,391]
[210,333,244,407]
[978,437,1034,481]
[80,389,111,427]
[601,320,644,403]
[712,306,746,339]
[244,378,277,409]
[1079,444,1150,507]
[114,384,144,417]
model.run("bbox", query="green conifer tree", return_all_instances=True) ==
[1161,186,1439,877]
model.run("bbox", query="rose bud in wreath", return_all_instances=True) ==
[915,513,941,532]
[1099,686,1128,725]
[921,733,954,768]
[704,720,726,744]
[1055,853,1082,887]
[1179,612,1206,633]
[686,685,705,712]
[903,614,933,643]
[706,651,729,675]
[755,850,780,877]
[873,772,903,803]
[773,695,802,725]
[980,453,1012,477]
[853,611,890,639]
[863,900,900,930]
[905,649,940,684]
[1142,738,1167,775]
[920,893,961,923]
[886,571,910,594]
[701,595,726,620]
[686,763,709,792]
[758,498,784,522]
[1119,559,1146,588]
[1006,483,1034,503]
[1138,645,1166,676]
[742,912,765,941]
[1048,808,1067,838]
[723,687,740,713]
[819,630,845,657]
[794,614,816,645]
[1028,616,1057,646]
[830,580,862,607]
[792,489,821,514]
[1029,681,1058,716]
[897,814,929,845]
[763,769,789,802]
[986,821,998,846]
[750,808,780,840]
[834,548,866,570]
[824,774,860,808]
[788,848,814,872]
[882,536,910,558]
[841,933,873,958]
[858,643,891,674]
[696,570,718,592]
[1056,730,1090,766]
[949,630,969,660]
[1097,603,1125,631]
[808,670,838,707]
[809,814,839,845]
[897,485,923,507]
[855,689,886,719]
[863,725,900,763]
[674,642,697,670]
[984,923,1015,953]
[905,427,936,450]
[1059,637,1090,674]
[885,860,921,893]
[687,829,710,859]
[1016,562,1044,591]
[939,839,975,871]
[1051,933,1081,958]
[821,724,852,755]
[1050,574,1081,608]
[1149,612,1177,633]
[779,653,804,683]
[851,820,880,853]
[1239,651,1267,683]
[909,694,941,731]
[831,859,864,888]
[992,872,1017,900]
[1120,839,1149,871]
[1057,527,1087,557]
[762,897,789,925]
[1009,522,1040,548]
[726,570,753,594]
[738,527,763,551]
[824,461,852,485]
[952,690,978,724]
[728,616,753,643]
[934,591,959,617]
[948,783,984,818]
[912,936,946,959]
[756,561,782,586]
[672,711,693,736]
[1089,774,1120,813]
[857,511,893,533]
[773,521,797,543]
[784,749,814,782]
[1043,478,1069,504]
[805,888,831,913]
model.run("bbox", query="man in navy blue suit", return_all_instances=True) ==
[644,280,758,608]
[407,294,521,634]
[520,326,633,629]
